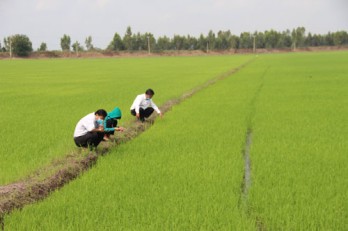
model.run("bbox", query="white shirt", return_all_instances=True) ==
[130,94,161,114]
[73,113,98,138]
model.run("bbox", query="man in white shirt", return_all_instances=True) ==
[130,89,162,122]
[73,109,107,149]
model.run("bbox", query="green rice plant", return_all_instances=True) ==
[4,55,261,230]
[248,51,348,230]
[4,51,346,230]
[0,55,251,185]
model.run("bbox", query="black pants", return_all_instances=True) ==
[74,132,104,148]
[105,119,118,135]
[131,108,154,121]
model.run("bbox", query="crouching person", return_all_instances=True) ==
[103,107,125,141]
[73,109,107,149]
[130,88,162,122]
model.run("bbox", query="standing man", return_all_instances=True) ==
[130,89,162,122]
[73,109,107,149]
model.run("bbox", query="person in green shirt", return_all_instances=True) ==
[102,107,125,141]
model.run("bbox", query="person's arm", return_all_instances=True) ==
[134,95,143,114]
[84,120,97,132]
[84,118,103,132]
[103,119,115,132]
[91,127,104,132]
[115,127,125,132]
[151,101,163,117]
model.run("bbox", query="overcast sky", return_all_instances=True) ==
[1,0,347,50]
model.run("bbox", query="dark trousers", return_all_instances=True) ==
[131,108,154,120]
[105,119,118,135]
[74,132,104,148]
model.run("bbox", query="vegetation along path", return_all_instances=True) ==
[0,58,255,222]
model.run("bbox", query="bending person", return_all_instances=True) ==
[73,109,107,149]
[130,88,162,122]
[103,107,125,141]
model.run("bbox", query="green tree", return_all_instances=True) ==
[11,34,33,57]
[216,30,234,50]
[123,26,133,51]
[3,37,11,51]
[264,30,282,48]
[60,34,71,51]
[72,41,84,53]
[108,33,124,51]
[132,33,143,51]
[311,34,323,46]
[143,33,156,52]
[38,42,47,52]
[156,36,171,51]
[197,34,208,52]
[324,32,334,46]
[332,31,348,46]
[280,30,292,48]
[207,30,216,51]
[172,35,185,50]
[291,27,306,49]
[185,35,198,50]
[254,32,265,49]
[85,36,94,51]
[239,32,253,49]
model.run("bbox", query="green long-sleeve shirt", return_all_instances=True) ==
[103,107,122,132]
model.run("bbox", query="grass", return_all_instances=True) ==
[2,51,348,230]
[0,55,252,185]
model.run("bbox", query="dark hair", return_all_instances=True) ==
[145,88,155,96]
[95,109,107,118]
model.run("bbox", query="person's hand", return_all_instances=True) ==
[116,127,125,132]
[98,126,104,132]
[159,112,163,118]
[136,113,140,118]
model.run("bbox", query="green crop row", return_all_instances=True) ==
[4,54,264,230]
[0,55,251,185]
[248,52,348,230]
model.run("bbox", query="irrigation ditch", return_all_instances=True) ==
[0,59,255,227]
[239,66,269,231]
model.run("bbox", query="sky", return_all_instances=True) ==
[0,0,347,50]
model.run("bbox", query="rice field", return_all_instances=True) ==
[1,51,348,230]
[0,55,251,185]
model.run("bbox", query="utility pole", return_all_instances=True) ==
[147,36,151,54]
[253,35,256,53]
[9,37,12,58]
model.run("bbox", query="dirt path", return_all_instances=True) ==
[0,59,254,222]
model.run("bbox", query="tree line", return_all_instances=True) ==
[2,26,348,56]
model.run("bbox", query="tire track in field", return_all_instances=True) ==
[0,58,255,221]
[240,66,269,231]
